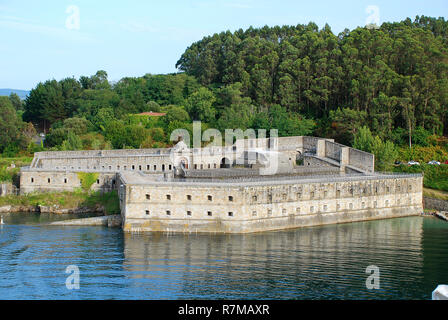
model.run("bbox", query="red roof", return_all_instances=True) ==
[136,112,166,117]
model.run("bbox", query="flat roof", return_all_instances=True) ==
[119,171,422,188]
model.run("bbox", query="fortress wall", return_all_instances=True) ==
[325,141,344,162]
[349,148,375,172]
[29,136,376,176]
[191,152,237,169]
[303,156,338,167]
[276,137,303,153]
[34,148,170,159]
[302,136,320,153]
[34,150,240,173]
[36,154,174,173]
[234,138,269,152]
[121,175,423,233]
[19,171,118,194]
[183,166,340,179]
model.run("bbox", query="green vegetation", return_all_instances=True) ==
[423,188,448,201]
[0,157,33,183]
[353,126,398,171]
[0,190,120,215]
[77,172,99,192]
[394,164,448,192]
[0,15,445,173]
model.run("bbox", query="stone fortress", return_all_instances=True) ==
[19,136,423,233]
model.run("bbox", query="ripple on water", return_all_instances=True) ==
[0,216,447,299]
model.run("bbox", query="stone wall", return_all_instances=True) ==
[184,166,341,180]
[303,156,338,167]
[424,197,448,211]
[35,154,174,173]
[0,183,17,196]
[35,148,170,159]
[120,174,423,233]
[325,141,344,162]
[19,170,118,194]
[50,215,122,227]
[27,136,376,177]
[349,148,375,172]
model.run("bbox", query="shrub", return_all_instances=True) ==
[394,164,448,192]
[61,131,83,151]
[77,172,99,192]
[397,145,448,163]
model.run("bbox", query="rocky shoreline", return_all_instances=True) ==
[0,204,105,215]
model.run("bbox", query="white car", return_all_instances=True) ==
[428,160,441,165]
[408,161,420,166]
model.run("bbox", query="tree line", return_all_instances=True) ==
[177,15,448,142]
[0,15,446,171]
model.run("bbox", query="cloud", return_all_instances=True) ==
[0,15,93,43]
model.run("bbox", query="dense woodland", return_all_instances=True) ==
[1,15,448,173]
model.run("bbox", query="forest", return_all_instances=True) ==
[1,15,447,174]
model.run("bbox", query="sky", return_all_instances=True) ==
[0,0,447,90]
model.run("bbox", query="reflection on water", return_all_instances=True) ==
[122,217,428,299]
[0,215,447,299]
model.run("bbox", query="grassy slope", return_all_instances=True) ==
[0,190,120,215]
[423,188,448,201]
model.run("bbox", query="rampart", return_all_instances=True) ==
[18,135,420,234]
[119,172,423,233]
[19,169,118,194]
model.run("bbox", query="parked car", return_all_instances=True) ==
[428,160,441,165]
[445,160,448,165]
[394,161,402,165]
[408,161,420,166]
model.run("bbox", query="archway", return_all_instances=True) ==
[296,151,303,166]
[220,157,231,168]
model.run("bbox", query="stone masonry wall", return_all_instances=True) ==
[424,197,448,211]
[349,148,375,172]
[121,175,423,233]
[19,171,118,194]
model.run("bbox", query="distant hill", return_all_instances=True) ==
[0,88,29,99]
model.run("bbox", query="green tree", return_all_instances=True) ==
[162,105,190,124]
[185,87,216,122]
[353,126,397,171]
[94,108,115,131]
[104,120,127,149]
[9,93,23,111]
[353,126,375,152]
[44,128,68,148]
[62,117,92,135]
[61,131,83,150]
[0,97,28,152]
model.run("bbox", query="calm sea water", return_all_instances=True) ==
[0,213,447,300]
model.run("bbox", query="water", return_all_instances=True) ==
[0,213,447,300]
